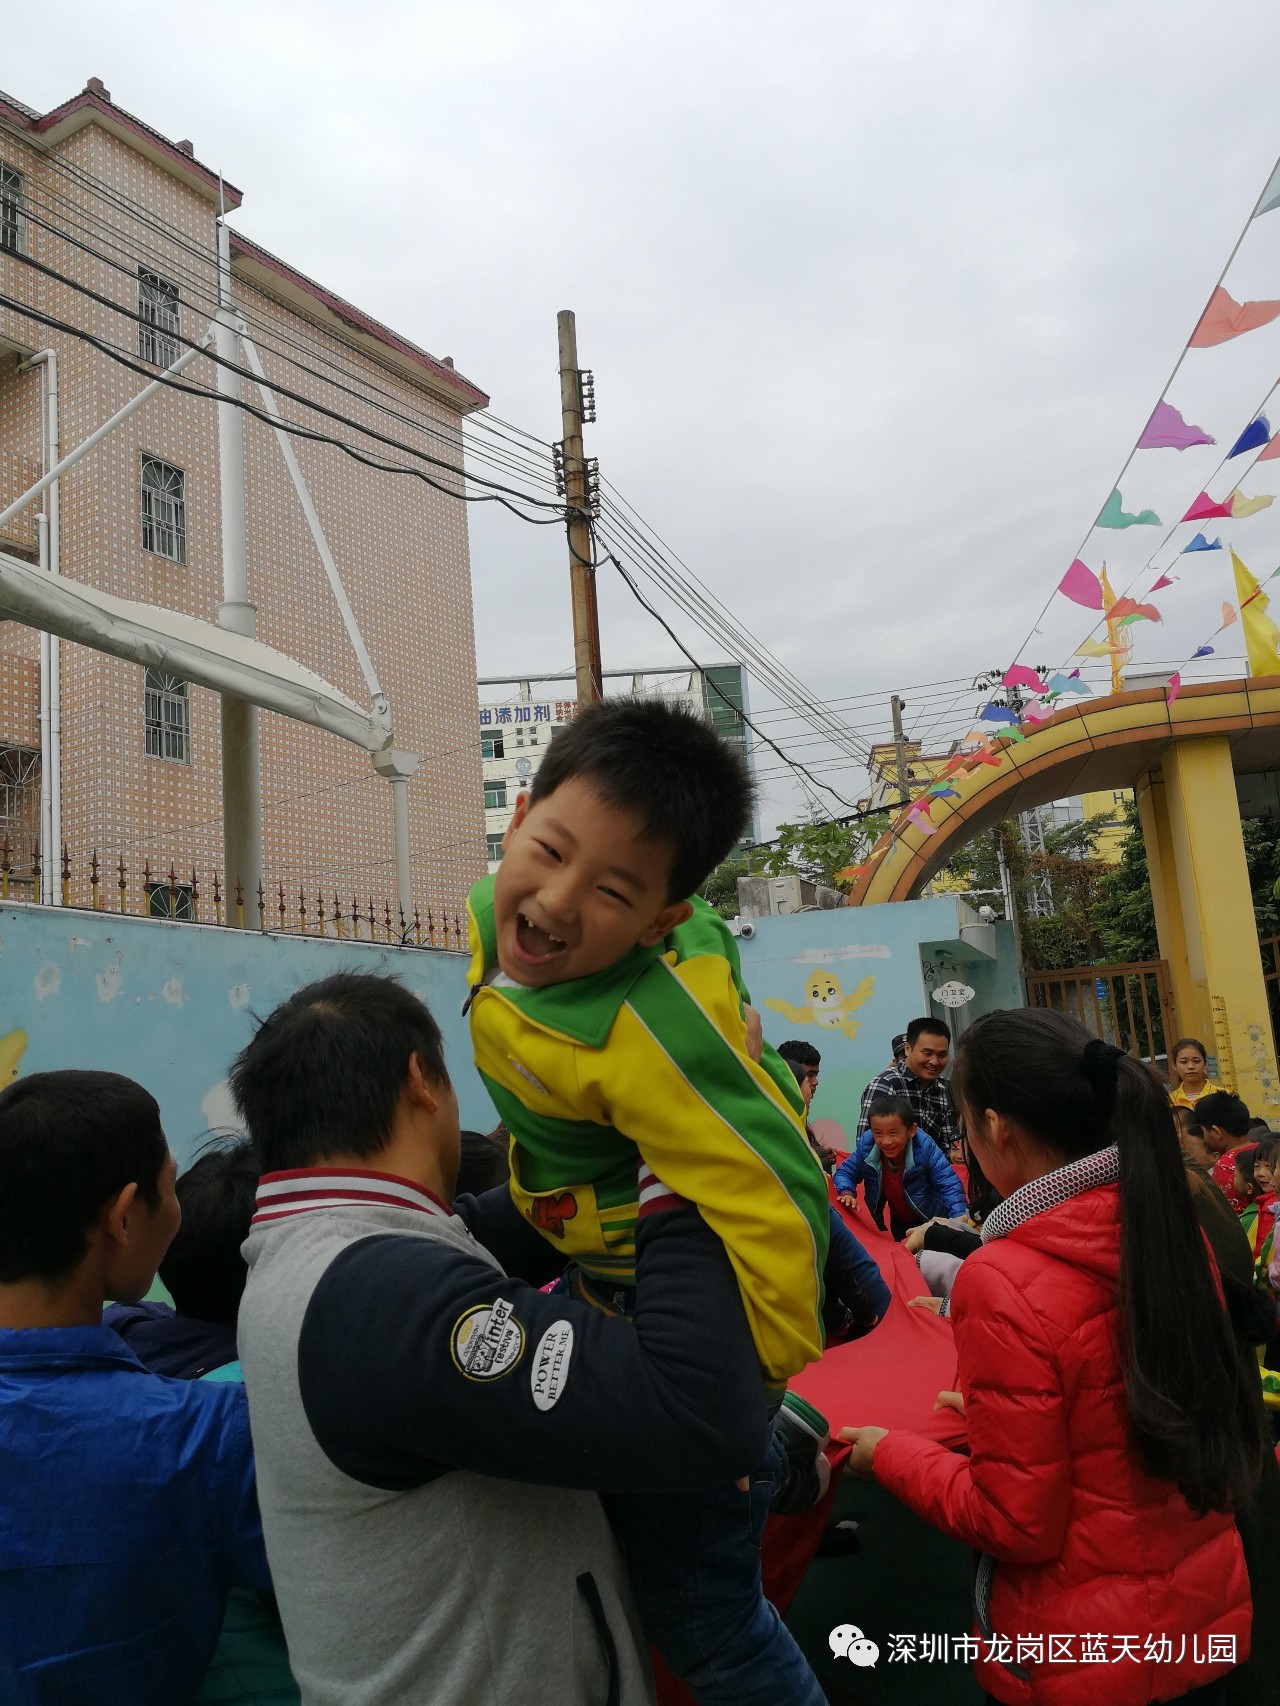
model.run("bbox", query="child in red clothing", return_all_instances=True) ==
[1195,1090,1256,1213]
[841,1009,1265,1706]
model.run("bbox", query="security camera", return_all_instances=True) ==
[978,904,996,922]
[738,919,756,940]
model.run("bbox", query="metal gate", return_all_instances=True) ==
[1025,959,1178,1074]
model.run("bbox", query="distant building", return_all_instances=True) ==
[479,666,758,871]
[859,740,956,812]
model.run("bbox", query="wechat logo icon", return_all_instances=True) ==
[829,1624,880,1668]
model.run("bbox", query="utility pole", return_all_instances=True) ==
[214,219,262,918]
[890,693,911,806]
[556,310,603,706]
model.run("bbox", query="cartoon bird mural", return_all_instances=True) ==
[0,1029,27,1086]
[765,972,874,1040]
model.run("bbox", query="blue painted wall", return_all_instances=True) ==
[0,904,495,1168]
[738,898,1020,1146]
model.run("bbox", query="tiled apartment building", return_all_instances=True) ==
[0,79,488,925]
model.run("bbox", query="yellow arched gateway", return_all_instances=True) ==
[847,677,1280,1116]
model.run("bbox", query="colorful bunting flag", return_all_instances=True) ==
[1074,637,1122,658]
[1058,558,1104,609]
[1045,673,1092,697]
[1232,551,1280,675]
[1166,671,1182,705]
[906,806,937,837]
[1183,492,1235,523]
[1002,664,1049,693]
[1219,603,1239,631]
[1109,596,1161,624]
[1257,161,1280,219]
[978,704,1019,725]
[1000,725,1028,742]
[1097,489,1160,529]
[1193,645,1215,658]
[1137,400,1214,451]
[1022,702,1055,725]
[1231,491,1275,518]
[926,784,960,800]
[1150,574,1176,590]
[1258,434,1280,462]
[1189,287,1280,348]
[1183,532,1222,552]
[1228,416,1271,458]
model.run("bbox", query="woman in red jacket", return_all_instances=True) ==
[841,1009,1265,1706]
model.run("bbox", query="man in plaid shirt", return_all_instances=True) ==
[857,1017,957,1153]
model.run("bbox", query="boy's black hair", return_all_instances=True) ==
[455,1128,511,1198]
[159,1138,261,1324]
[1247,1118,1272,1140]
[867,1093,916,1129]
[905,1016,951,1047]
[890,1032,907,1061]
[527,696,754,901]
[0,1070,167,1284]
[230,971,450,1173]
[1194,1091,1252,1140]
[777,1039,821,1070]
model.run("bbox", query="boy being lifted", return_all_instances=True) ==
[466,696,830,1706]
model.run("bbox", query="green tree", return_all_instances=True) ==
[1093,799,1158,962]
[751,815,889,892]
[698,852,752,920]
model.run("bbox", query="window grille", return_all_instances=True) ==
[486,833,505,863]
[0,164,22,254]
[144,668,189,762]
[481,731,504,759]
[484,782,507,811]
[138,268,180,367]
[141,457,186,562]
[146,881,195,921]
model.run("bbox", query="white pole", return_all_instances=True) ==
[46,351,61,900]
[37,513,51,904]
[0,337,211,534]
[215,220,262,916]
[372,748,419,937]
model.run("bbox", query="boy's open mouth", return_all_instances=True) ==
[513,912,569,966]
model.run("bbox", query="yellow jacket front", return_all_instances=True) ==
[465,877,829,1387]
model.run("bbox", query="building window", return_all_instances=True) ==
[0,163,22,254]
[481,731,504,759]
[138,268,181,367]
[486,833,505,863]
[144,668,190,762]
[141,457,186,562]
[146,881,194,921]
[484,782,507,811]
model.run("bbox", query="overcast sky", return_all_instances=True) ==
[14,1,1280,833]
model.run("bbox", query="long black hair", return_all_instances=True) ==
[951,1007,1266,1515]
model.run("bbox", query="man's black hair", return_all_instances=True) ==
[0,1070,167,1284]
[159,1138,261,1324]
[528,696,754,901]
[905,1016,951,1047]
[867,1093,916,1128]
[230,971,450,1173]
[1194,1091,1252,1141]
[777,1039,821,1070]
[455,1129,511,1198]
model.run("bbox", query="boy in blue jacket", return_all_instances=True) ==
[834,1092,967,1238]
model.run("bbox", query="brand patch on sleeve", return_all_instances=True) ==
[530,1319,574,1411]
[451,1297,525,1381]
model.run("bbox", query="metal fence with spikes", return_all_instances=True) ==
[0,835,467,952]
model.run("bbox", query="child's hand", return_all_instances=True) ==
[934,1390,964,1416]
[837,1425,887,1478]
[907,1295,945,1314]
[902,1222,931,1255]
[838,1192,858,1212]
[744,1006,764,1063]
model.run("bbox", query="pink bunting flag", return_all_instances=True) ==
[1218,603,1239,631]
[1166,671,1181,705]
[1258,433,1280,462]
[1058,559,1104,609]
[906,805,937,837]
[1021,702,1055,725]
[1002,664,1049,693]
[1189,287,1280,348]
[1137,400,1214,450]
[1182,491,1235,523]
[1109,596,1161,624]
[1150,574,1176,590]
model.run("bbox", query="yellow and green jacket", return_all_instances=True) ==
[464,877,829,1387]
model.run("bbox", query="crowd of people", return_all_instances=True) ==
[0,696,1276,1706]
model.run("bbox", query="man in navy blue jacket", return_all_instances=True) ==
[0,1070,270,1706]
[834,1092,967,1239]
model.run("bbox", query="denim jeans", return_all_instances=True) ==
[604,1433,827,1706]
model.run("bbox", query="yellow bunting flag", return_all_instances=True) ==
[1074,637,1121,659]
[1232,550,1280,675]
